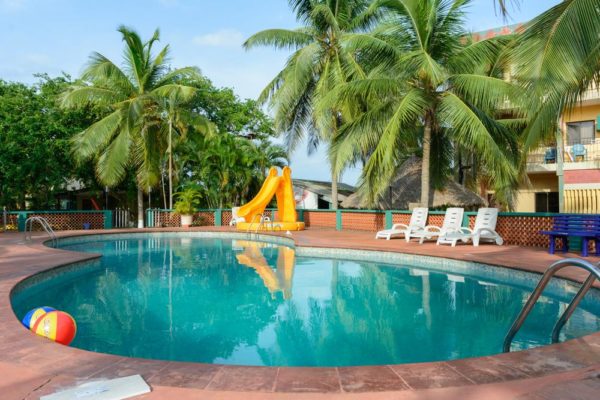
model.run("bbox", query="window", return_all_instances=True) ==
[535,192,559,213]
[567,121,595,145]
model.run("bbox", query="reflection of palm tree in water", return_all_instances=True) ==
[234,241,295,299]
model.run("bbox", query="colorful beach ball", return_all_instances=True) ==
[31,310,77,345]
[21,306,55,329]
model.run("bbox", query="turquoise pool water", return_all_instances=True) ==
[11,234,600,367]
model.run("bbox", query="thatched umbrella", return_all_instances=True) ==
[341,157,485,210]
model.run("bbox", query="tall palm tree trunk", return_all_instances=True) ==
[168,120,173,210]
[420,115,432,208]
[331,171,339,210]
[161,165,167,209]
[137,187,144,228]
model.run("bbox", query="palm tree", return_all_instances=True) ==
[244,0,377,209]
[178,132,288,208]
[331,0,521,206]
[510,0,600,151]
[159,93,214,210]
[61,26,200,227]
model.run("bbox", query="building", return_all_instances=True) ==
[473,24,600,214]
[520,88,600,213]
[293,179,356,209]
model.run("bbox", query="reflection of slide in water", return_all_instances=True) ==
[233,240,295,299]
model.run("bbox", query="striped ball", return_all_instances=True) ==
[22,306,55,329]
[31,310,77,345]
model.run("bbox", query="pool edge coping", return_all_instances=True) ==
[1,227,599,395]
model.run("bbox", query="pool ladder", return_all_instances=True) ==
[24,216,58,247]
[503,258,600,352]
[246,213,274,234]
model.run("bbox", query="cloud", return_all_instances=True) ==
[193,29,244,47]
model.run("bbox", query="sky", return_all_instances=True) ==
[0,0,561,185]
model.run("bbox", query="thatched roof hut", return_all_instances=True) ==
[341,157,485,210]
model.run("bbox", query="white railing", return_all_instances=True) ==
[528,139,600,165]
[114,208,131,228]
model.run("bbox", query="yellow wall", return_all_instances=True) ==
[562,103,600,142]
[514,174,558,212]
[563,103,600,124]
[514,103,600,212]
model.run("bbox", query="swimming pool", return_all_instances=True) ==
[10,233,600,367]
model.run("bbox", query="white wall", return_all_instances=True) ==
[294,187,320,209]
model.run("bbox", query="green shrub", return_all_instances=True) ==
[174,188,201,215]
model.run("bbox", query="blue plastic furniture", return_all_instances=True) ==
[540,214,600,257]
[571,144,587,161]
[544,148,557,163]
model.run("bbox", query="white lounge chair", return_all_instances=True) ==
[438,208,504,247]
[375,207,428,242]
[410,208,464,244]
[229,207,246,226]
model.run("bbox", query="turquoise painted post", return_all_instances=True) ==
[385,210,393,229]
[103,210,113,229]
[17,212,28,232]
[297,209,305,222]
[462,212,472,228]
[146,209,154,228]
[336,210,342,231]
[215,209,222,227]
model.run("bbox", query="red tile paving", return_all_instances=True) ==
[0,227,598,399]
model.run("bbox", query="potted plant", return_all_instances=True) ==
[174,188,200,228]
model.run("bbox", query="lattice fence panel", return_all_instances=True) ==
[303,211,336,229]
[342,213,385,231]
[391,213,411,225]
[155,211,180,227]
[28,213,104,231]
[221,210,233,226]
[194,212,215,226]
[496,216,553,248]
[4,214,18,231]
[426,214,445,227]
[467,215,476,229]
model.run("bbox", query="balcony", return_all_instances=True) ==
[580,84,600,104]
[527,139,600,172]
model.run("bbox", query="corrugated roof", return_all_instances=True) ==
[293,179,356,197]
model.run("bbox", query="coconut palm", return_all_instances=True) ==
[61,26,201,227]
[510,0,600,151]
[159,94,214,210]
[331,0,521,206]
[244,0,378,209]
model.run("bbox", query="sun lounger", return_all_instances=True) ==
[229,207,246,226]
[375,207,428,242]
[438,208,503,247]
[410,208,464,244]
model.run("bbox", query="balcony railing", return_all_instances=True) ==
[527,138,600,165]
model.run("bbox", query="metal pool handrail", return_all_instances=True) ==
[24,216,58,247]
[503,258,600,352]
[246,214,264,234]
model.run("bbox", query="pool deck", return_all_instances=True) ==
[0,227,599,399]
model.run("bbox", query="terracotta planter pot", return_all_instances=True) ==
[181,215,193,228]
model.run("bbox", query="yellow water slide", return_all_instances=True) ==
[236,166,305,231]
[234,240,296,299]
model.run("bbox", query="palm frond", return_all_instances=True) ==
[71,110,123,162]
[244,29,314,51]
